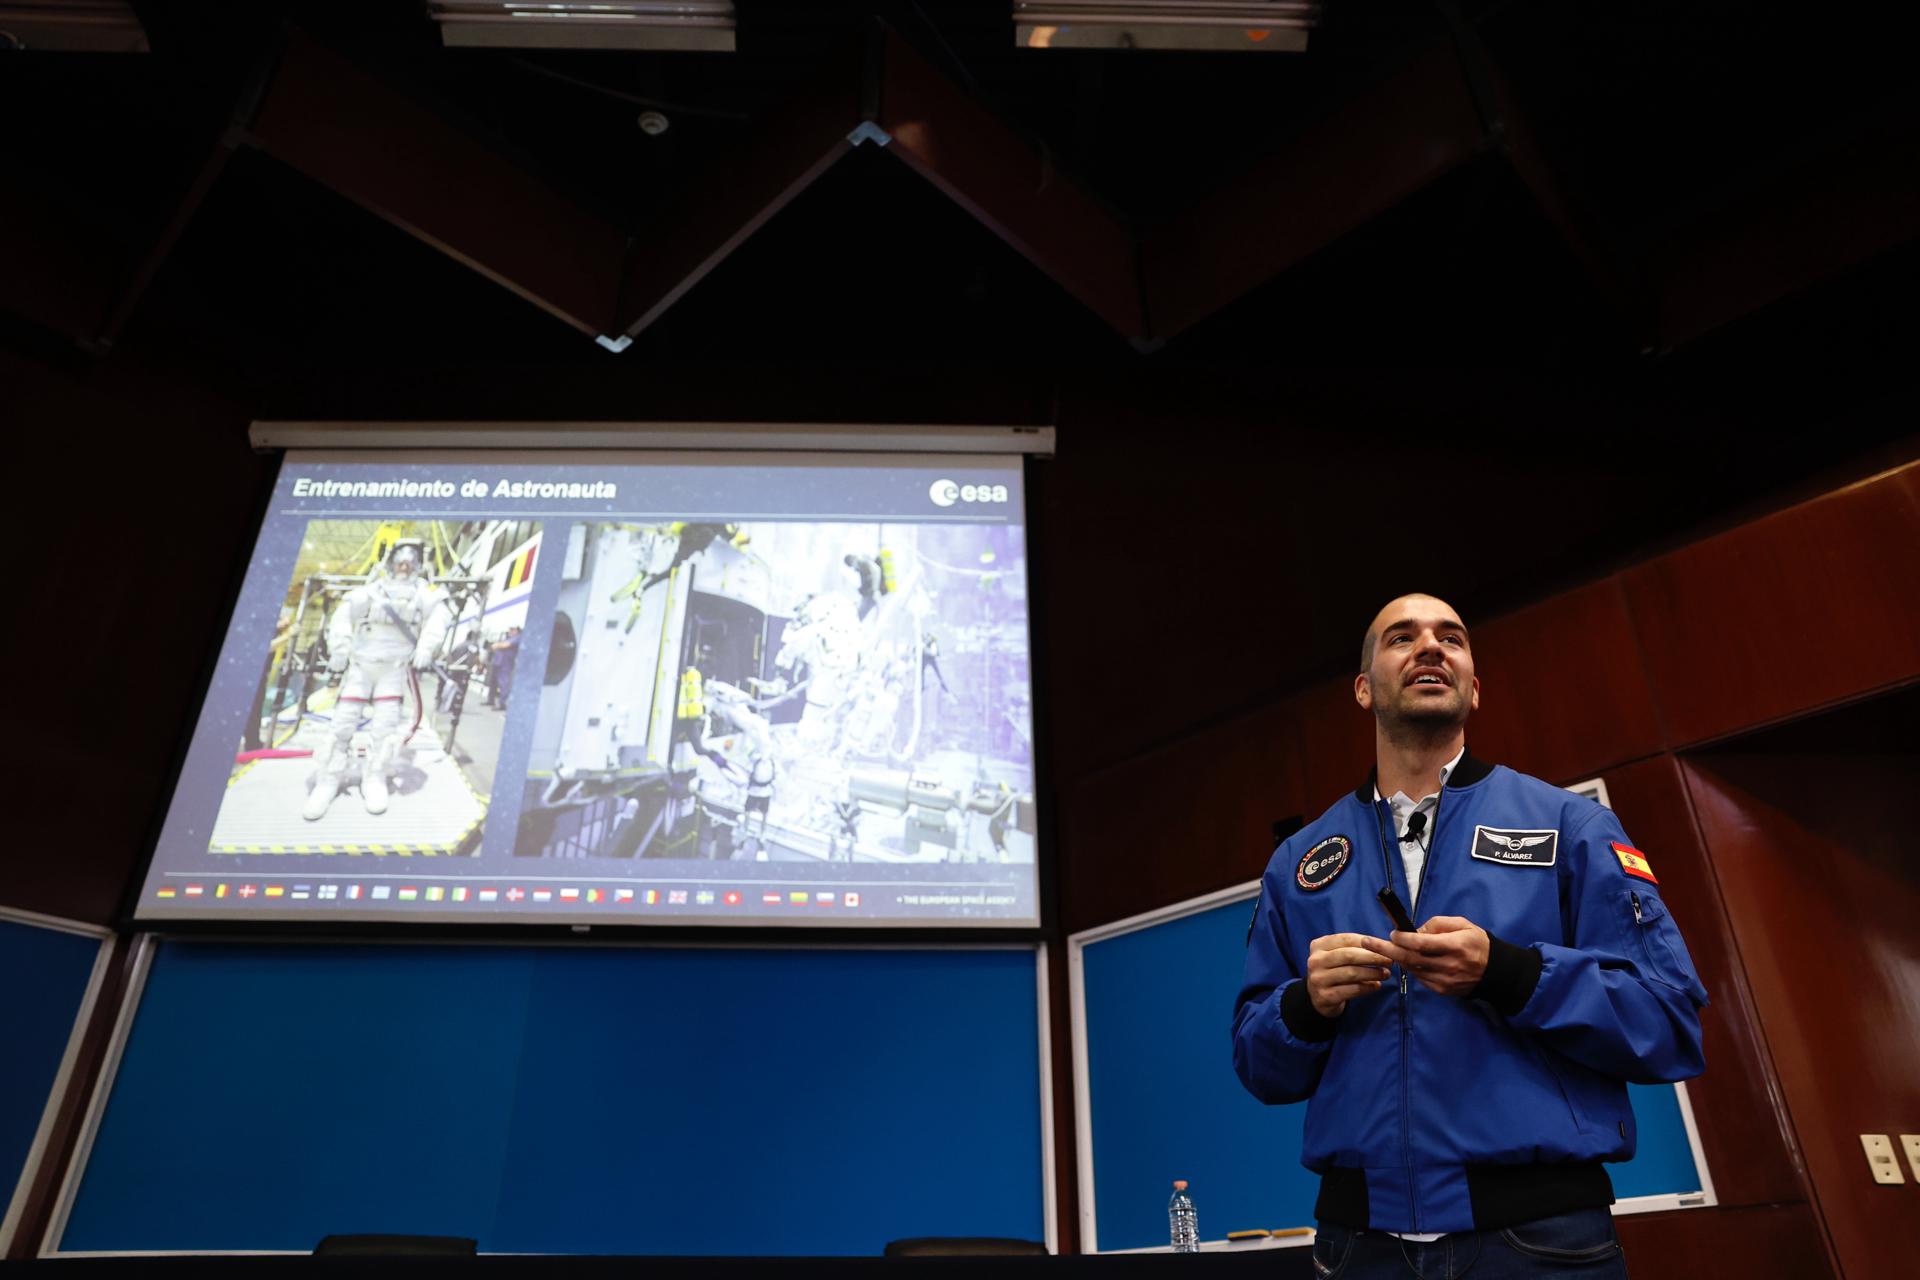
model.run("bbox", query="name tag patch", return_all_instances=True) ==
[1296,835,1352,891]
[1471,826,1559,867]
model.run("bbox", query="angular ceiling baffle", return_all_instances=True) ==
[1012,1,1320,53]
[1137,43,1489,343]
[247,31,631,341]
[608,27,1142,350]
[864,29,1142,342]
[428,1,736,53]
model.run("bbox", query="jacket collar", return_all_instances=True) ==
[1353,750,1494,805]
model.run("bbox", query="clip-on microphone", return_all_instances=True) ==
[1377,811,1424,933]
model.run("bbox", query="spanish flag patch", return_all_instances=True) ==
[1611,842,1658,884]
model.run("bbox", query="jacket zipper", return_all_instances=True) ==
[1398,966,1414,1231]
[1375,800,1419,1232]
[1411,784,1447,1231]
[1395,783,1449,1231]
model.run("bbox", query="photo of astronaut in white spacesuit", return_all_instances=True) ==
[302,539,449,819]
[208,518,529,860]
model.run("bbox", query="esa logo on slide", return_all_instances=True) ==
[929,478,1010,506]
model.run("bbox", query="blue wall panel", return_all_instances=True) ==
[1615,1083,1701,1199]
[493,947,1042,1255]
[1081,900,1317,1252]
[1,918,103,1225]
[60,941,1043,1256]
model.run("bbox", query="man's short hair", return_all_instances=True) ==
[1360,593,1461,673]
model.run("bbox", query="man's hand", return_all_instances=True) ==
[1364,916,1490,996]
[1306,933,1393,1018]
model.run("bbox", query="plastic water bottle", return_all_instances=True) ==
[1168,1179,1199,1253]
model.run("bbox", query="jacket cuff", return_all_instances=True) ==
[1280,978,1341,1043]
[1470,932,1543,1017]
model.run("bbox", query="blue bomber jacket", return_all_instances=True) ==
[1231,754,1708,1234]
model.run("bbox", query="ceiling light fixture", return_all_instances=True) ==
[1013,2,1319,53]
[0,1,147,52]
[428,2,736,53]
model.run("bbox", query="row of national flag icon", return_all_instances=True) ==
[156,883,863,908]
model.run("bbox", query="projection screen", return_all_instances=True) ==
[133,448,1040,928]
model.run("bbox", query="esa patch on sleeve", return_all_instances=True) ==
[1471,826,1558,866]
[1611,842,1658,883]
[1296,835,1352,890]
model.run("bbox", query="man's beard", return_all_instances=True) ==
[1375,686,1468,746]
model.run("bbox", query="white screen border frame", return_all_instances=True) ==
[250,422,1056,455]
[0,908,115,1258]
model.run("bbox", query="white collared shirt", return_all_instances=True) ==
[1374,746,1465,911]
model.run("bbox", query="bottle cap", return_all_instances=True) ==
[1173,1180,1188,1191]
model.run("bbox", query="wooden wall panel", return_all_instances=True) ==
[4,348,272,925]
[1600,756,1805,1208]
[1058,703,1303,934]
[1622,462,1920,746]
[1028,398,1322,781]
[1470,579,1665,782]
[1291,677,1375,818]
[1682,724,1920,1280]
[1615,1202,1835,1280]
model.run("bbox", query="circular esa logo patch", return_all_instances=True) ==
[1296,835,1353,891]
[929,478,961,506]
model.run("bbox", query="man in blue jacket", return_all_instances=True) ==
[1234,594,1708,1278]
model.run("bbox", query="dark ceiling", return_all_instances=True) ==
[6,0,1917,373]
[6,0,1919,776]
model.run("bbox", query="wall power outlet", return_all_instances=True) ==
[1860,1135,1904,1185]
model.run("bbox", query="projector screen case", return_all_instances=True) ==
[130,448,1045,935]
[246,422,1058,455]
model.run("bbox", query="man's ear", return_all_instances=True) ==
[1468,676,1480,713]
[1354,672,1372,710]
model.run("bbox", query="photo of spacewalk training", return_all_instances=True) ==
[516,519,1037,866]
[209,518,542,857]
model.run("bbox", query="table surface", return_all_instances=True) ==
[15,1253,1317,1278]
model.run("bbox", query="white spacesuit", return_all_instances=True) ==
[703,678,775,759]
[303,540,448,820]
[774,592,865,755]
[742,753,776,855]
